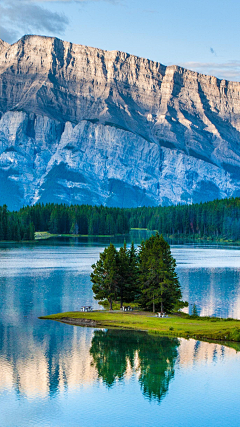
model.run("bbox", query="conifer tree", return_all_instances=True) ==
[116,242,130,307]
[127,242,140,303]
[139,233,182,313]
[192,304,198,317]
[91,243,118,310]
[117,242,136,308]
[2,205,8,240]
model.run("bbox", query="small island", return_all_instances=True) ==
[41,233,240,347]
[40,311,240,347]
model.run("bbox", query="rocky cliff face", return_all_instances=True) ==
[0,35,240,209]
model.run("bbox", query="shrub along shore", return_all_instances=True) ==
[40,311,240,347]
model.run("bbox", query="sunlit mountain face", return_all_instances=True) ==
[1,35,240,209]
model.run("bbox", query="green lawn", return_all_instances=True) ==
[35,231,54,239]
[40,311,240,347]
[35,231,120,239]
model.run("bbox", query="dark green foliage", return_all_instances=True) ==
[1,195,240,242]
[91,242,140,309]
[90,329,179,402]
[0,203,130,241]
[0,205,35,241]
[173,299,189,312]
[117,242,130,307]
[138,233,182,313]
[127,196,240,241]
[137,335,179,402]
[116,242,140,307]
[23,203,129,236]
[126,242,141,303]
[91,243,119,310]
[91,234,183,313]
[90,330,131,387]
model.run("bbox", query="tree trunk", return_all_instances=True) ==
[161,300,163,313]
[153,295,155,313]
[120,285,123,308]
[109,298,113,310]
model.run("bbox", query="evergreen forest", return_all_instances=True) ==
[127,196,240,241]
[0,203,129,241]
[91,234,185,313]
[0,205,35,241]
[0,196,240,242]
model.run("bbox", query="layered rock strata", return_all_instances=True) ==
[0,35,240,209]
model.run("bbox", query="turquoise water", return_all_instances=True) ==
[0,238,240,426]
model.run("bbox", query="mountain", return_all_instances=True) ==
[0,35,240,210]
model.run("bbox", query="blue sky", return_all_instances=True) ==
[0,0,239,81]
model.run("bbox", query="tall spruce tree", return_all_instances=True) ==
[91,243,118,310]
[127,242,140,303]
[139,233,182,313]
[116,242,130,308]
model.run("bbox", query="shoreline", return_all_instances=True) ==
[1,229,240,244]
[39,311,240,349]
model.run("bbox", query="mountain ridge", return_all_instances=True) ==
[0,35,240,209]
[1,34,239,84]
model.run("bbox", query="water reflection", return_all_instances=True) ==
[1,241,240,427]
[0,322,97,398]
[1,321,239,403]
[177,268,240,318]
[0,323,179,403]
[90,329,179,402]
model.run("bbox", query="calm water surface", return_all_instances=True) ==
[0,237,240,427]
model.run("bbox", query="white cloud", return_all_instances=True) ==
[0,0,120,43]
[0,0,69,42]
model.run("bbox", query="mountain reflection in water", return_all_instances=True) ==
[90,329,179,402]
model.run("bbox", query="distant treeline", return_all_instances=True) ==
[0,204,129,241]
[127,197,240,241]
[0,205,35,241]
[1,197,240,242]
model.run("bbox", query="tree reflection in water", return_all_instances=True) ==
[90,329,179,402]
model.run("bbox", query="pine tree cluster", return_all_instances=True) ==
[0,203,130,241]
[0,205,35,241]
[127,197,240,241]
[91,234,184,313]
[23,203,129,236]
[91,242,139,310]
[1,196,240,242]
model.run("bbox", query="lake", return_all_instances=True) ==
[0,236,240,426]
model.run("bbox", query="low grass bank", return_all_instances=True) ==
[35,232,54,240]
[35,231,124,240]
[34,230,240,245]
[40,311,240,346]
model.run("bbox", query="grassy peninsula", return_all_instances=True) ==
[40,311,240,346]
[40,230,240,349]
